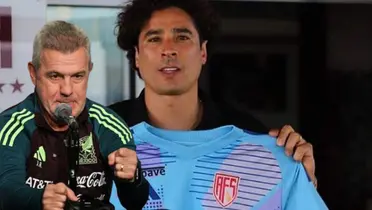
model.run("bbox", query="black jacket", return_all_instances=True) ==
[109,89,268,133]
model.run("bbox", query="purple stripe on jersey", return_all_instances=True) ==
[258,188,282,210]
[136,143,159,151]
[204,155,279,167]
[197,159,281,173]
[190,143,282,209]
[136,143,174,168]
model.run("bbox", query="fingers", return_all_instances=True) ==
[293,142,315,175]
[43,183,69,210]
[43,201,65,210]
[54,183,67,194]
[268,129,280,137]
[276,125,294,146]
[108,148,133,166]
[114,156,137,166]
[114,170,136,180]
[109,148,138,180]
[114,160,137,172]
[303,155,316,187]
[117,148,133,157]
[271,125,317,188]
[292,142,317,187]
[43,194,66,206]
[284,132,305,156]
[66,187,79,201]
[108,151,117,166]
[293,142,313,161]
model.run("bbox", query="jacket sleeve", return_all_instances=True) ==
[0,115,44,210]
[114,160,149,210]
[89,104,149,209]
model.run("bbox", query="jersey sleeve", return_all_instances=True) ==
[0,115,44,209]
[88,104,135,158]
[285,164,328,210]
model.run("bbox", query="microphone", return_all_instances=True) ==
[54,103,78,129]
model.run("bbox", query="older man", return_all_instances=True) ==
[0,20,148,210]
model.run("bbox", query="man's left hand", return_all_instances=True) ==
[108,148,138,181]
[269,125,317,188]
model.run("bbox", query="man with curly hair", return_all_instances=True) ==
[109,0,325,209]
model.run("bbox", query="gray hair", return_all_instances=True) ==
[32,20,91,70]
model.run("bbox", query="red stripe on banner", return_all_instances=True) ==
[0,6,12,68]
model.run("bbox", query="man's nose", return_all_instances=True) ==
[162,50,177,57]
[161,40,178,58]
[60,77,73,97]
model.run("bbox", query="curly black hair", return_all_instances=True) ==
[116,0,220,77]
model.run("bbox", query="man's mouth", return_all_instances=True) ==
[57,101,74,108]
[159,67,180,74]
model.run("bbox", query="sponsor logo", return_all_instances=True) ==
[149,184,161,201]
[142,166,165,210]
[25,177,53,189]
[77,171,107,189]
[33,146,46,168]
[144,184,164,210]
[25,171,107,190]
[213,173,240,207]
[142,166,166,178]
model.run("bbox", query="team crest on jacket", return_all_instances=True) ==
[213,172,240,207]
[79,132,97,165]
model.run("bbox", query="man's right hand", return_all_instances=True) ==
[42,183,78,210]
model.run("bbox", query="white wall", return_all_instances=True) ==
[46,6,130,106]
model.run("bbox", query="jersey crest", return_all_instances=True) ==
[213,172,240,207]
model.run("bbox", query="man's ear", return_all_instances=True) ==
[135,46,139,68]
[89,61,93,72]
[28,62,37,85]
[201,40,208,64]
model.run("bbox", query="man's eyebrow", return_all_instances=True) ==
[73,70,86,75]
[45,70,86,76]
[46,71,62,76]
[172,27,193,35]
[143,28,193,38]
[144,29,163,38]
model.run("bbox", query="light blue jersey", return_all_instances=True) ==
[110,122,328,210]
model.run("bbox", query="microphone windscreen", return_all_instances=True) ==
[54,103,72,120]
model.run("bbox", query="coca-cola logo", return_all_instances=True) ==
[76,171,107,188]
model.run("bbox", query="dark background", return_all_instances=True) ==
[200,1,372,210]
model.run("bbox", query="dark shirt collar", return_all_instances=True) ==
[132,90,150,125]
[133,89,224,130]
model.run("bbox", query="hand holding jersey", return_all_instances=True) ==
[268,125,317,187]
[42,183,78,210]
[108,148,138,181]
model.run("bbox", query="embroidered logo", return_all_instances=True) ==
[79,132,97,165]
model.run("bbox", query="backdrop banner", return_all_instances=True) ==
[0,0,46,112]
